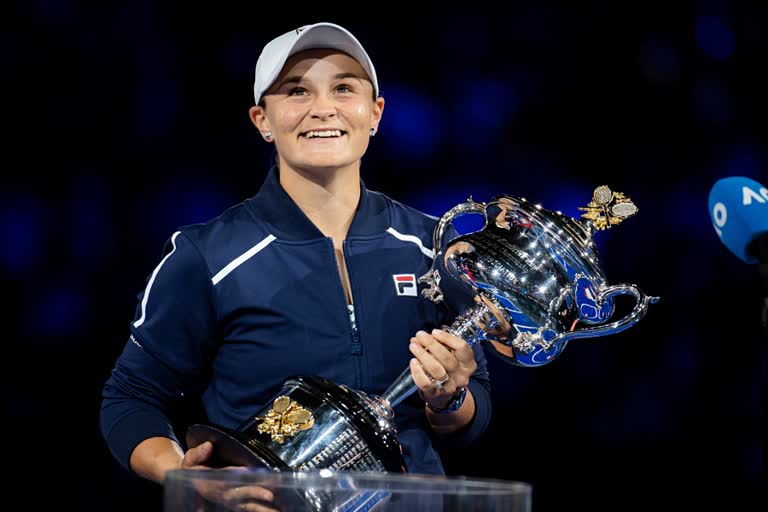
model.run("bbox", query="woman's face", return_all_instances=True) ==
[251,49,384,174]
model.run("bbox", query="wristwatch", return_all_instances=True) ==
[426,386,467,414]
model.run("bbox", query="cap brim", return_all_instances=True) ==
[255,23,378,104]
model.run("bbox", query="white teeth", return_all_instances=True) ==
[304,130,342,138]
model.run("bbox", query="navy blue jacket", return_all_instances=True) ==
[100,167,492,475]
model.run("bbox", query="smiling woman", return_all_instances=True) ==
[250,49,384,179]
[99,21,493,502]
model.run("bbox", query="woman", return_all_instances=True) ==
[100,21,492,496]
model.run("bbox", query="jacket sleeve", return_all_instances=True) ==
[99,231,218,471]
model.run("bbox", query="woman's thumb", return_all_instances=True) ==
[186,441,213,465]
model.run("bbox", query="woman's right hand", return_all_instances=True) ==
[184,441,278,512]
[181,440,217,469]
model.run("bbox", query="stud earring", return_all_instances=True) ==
[369,127,376,137]
[264,131,273,141]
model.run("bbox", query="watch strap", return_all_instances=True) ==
[426,386,467,414]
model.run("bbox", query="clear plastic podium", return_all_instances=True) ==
[164,468,532,512]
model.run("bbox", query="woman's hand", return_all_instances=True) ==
[185,442,278,512]
[180,440,217,470]
[409,329,477,410]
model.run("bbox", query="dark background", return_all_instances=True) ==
[4,1,766,510]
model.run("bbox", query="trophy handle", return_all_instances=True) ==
[431,198,489,255]
[419,199,489,303]
[553,284,660,343]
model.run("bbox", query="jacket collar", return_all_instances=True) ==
[246,166,390,241]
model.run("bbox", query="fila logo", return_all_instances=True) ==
[393,274,417,296]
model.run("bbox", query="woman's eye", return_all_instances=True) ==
[336,84,352,93]
[288,87,307,96]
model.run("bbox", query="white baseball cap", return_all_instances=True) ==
[253,22,379,105]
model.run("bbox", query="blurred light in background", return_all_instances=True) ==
[31,0,78,25]
[378,84,441,160]
[696,15,735,60]
[693,79,732,125]
[720,143,762,180]
[639,40,681,85]
[220,36,259,80]
[539,181,595,220]
[69,177,113,265]
[139,177,236,246]
[437,16,492,67]
[0,192,45,277]
[29,283,87,340]
[0,32,17,70]
[510,6,562,46]
[456,79,520,153]
[135,76,181,143]
[131,31,181,144]
[175,182,236,226]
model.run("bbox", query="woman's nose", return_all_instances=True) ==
[309,94,336,119]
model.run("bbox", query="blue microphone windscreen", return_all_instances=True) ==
[708,176,768,263]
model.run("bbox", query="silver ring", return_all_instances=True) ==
[434,375,449,390]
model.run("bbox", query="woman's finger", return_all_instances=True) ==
[222,485,275,503]
[413,331,458,372]
[409,341,447,383]
[183,441,213,468]
[237,502,280,512]
[431,329,475,365]
[409,357,437,391]
[219,484,280,512]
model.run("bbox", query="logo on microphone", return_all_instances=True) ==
[393,274,417,296]
[742,185,768,205]
[711,183,768,236]
[712,201,727,236]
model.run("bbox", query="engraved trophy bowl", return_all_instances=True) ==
[418,185,660,367]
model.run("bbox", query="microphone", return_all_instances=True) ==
[708,176,768,264]
[708,176,768,332]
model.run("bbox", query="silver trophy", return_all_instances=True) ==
[383,185,659,407]
[187,185,658,509]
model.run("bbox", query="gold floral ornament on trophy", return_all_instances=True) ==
[578,185,639,230]
[255,396,315,444]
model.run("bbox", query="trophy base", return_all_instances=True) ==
[186,375,406,474]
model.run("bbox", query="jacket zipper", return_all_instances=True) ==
[331,239,363,389]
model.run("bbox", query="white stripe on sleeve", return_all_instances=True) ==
[133,231,182,328]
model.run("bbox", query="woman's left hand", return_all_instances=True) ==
[409,329,477,410]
